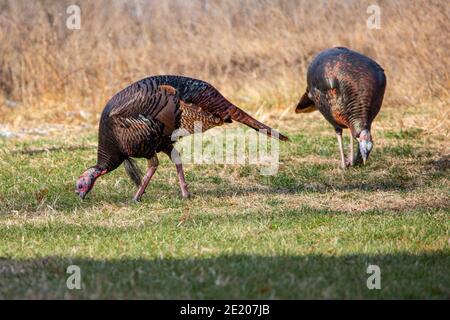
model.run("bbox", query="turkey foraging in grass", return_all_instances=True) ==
[295,47,386,169]
[76,75,289,201]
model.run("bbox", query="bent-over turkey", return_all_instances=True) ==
[76,75,289,201]
[295,47,386,168]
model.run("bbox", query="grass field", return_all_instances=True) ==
[0,102,448,299]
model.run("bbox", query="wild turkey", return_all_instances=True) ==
[295,47,386,169]
[76,75,289,201]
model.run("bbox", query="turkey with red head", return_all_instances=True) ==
[295,47,386,169]
[76,75,289,201]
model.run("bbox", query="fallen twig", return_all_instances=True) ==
[7,144,97,155]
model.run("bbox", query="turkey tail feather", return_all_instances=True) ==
[295,92,317,113]
[124,158,142,187]
[229,106,289,141]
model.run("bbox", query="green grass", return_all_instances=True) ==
[0,109,449,299]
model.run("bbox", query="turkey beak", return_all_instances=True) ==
[359,140,373,165]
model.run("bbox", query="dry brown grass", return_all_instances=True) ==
[0,0,449,128]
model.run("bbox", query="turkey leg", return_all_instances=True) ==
[132,155,159,202]
[164,147,190,199]
[346,135,355,167]
[335,128,347,170]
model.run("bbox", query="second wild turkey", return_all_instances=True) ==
[295,47,386,169]
[75,75,289,201]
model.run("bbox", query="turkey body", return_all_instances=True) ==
[296,47,386,168]
[76,75,288,201]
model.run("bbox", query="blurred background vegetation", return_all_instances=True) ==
[0,0,448,126]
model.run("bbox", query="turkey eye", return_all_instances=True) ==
[78,183,83,189]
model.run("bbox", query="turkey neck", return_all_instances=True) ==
[96,122,124,172]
